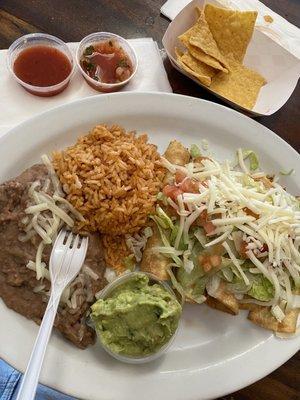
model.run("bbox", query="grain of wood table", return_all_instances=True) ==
[0,1,299,399]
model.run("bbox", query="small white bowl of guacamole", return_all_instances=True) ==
[90,272,182,363]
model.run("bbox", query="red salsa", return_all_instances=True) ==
[13,45,72,87]
[80,40,133,84]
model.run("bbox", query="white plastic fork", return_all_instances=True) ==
[16,229,89,400]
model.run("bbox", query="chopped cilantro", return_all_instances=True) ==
[82,60,94,72]
[117,58,129,68]
[84,45,94,56]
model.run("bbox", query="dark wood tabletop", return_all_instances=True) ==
[0,1,299,399]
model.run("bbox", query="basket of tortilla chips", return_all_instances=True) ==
[162,0,300,115]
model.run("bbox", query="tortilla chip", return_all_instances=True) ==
[204,4,257,63]
[195,6,202,18]
[177,54,211,86]
[175,49,213,87]
[210,59,266,110]
[248,306,299,333]
[206,282,239,315]
[238,302,260,311]
[140,225,170,281]
[189,12,230,71]
[176,47,209,84]
[179,25,228,72]
[186,42,227,73]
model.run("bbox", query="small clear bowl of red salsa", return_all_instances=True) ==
[7,33,75,97]
[76,32,138,92]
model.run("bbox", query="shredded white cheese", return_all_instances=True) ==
[21,155,84,287]
[162,147,300,318]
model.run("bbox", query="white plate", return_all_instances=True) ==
[0,92,299,400]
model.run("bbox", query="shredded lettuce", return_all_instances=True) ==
[156,191,168,206]
[170,223,188,251]
[156,206,174,229]
[242,150,259,171]
[190,144,201,158]
[150,215,168,230]
[280,168,295,176]
[221,266,234,282]
[242,174,263,191]
[152,246,183,257]
[194,228,207,247]
[167,268,186,304]
[248,274,274,301]
[177,264,207,303]
[183,250,194,273]
[153,220,183,267]
[227,274,251,294]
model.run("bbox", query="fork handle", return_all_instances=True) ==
[16,291,62,400]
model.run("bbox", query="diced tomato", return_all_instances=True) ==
[165,205,178,217]
[239,240,249,259]
[210,255,222,268]
[239,240,268,259]
[196,210,216,235]
[180,178,200,193]
[198,210,209,224]
[243,207,259,219]
[202,261,212,273]
[163,185,183,202]
[260,243,268,252]
[203,221,215,235]
[198,254,221,273]
[175,170,186,184]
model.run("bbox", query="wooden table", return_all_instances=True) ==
[0,1,299,399]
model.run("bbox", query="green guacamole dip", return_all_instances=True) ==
[91,273,182,357]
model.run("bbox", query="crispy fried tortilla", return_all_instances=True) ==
[140,225,170,281]
[206,282,239,315]
[163,138,190,186]
[248,306,299,333]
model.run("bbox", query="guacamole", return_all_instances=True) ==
[91,273,182,357]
